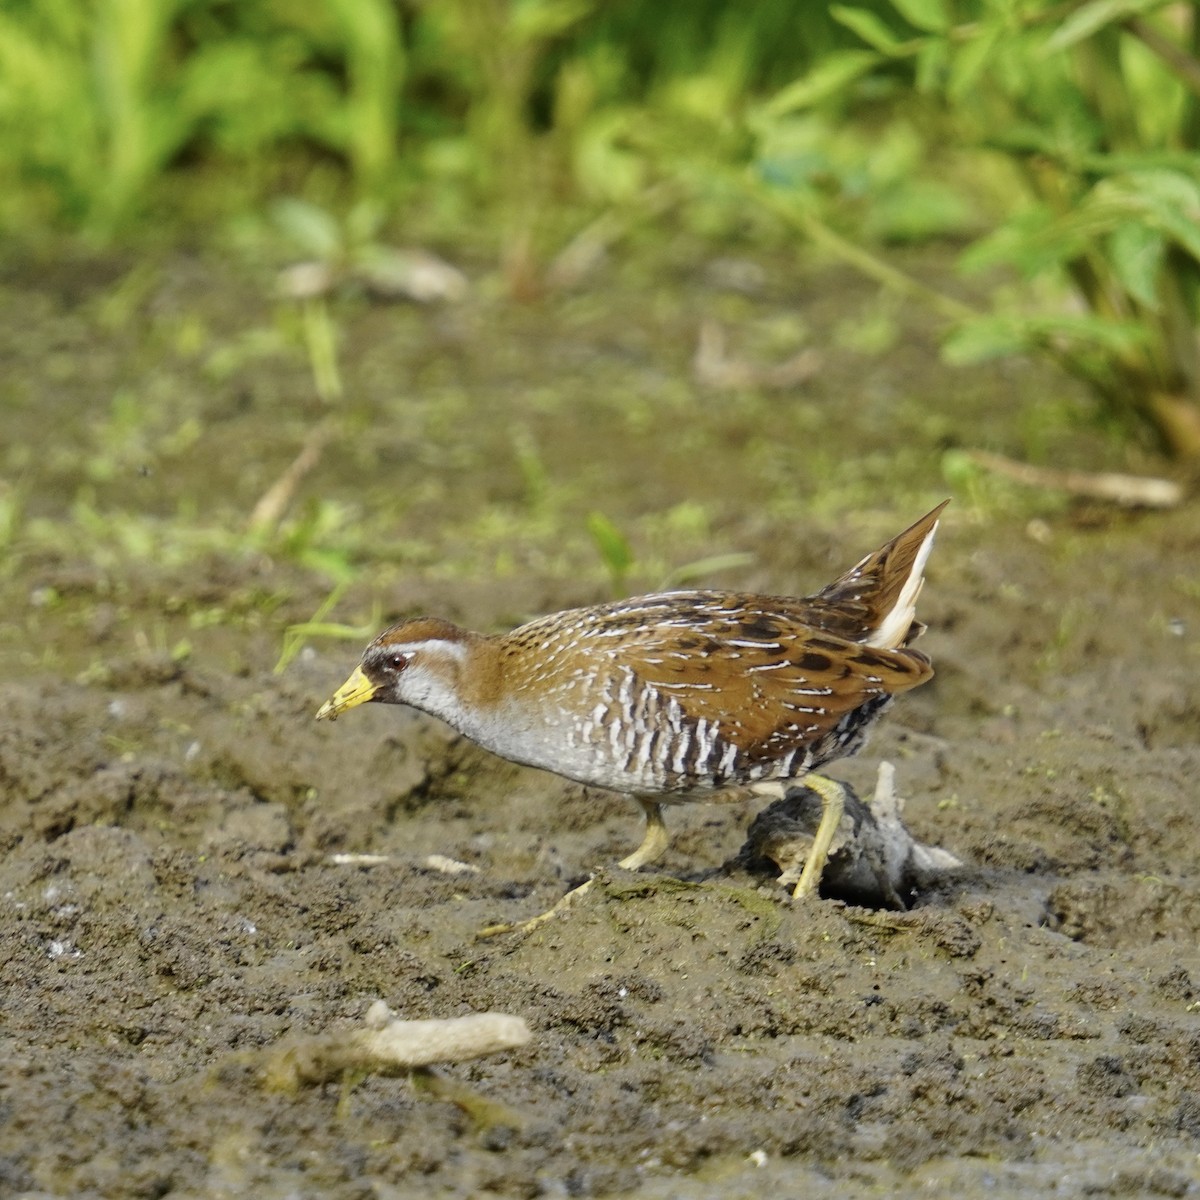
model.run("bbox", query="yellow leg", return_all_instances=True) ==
[477,796,670,939]
[791,773,847,900]
[617,798,669,870]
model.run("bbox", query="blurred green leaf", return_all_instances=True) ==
[890,0,949,34]
[763,50,880,117]
[865,178,975,241]
[940,448,982,491]
[1077,151,1200,174]
[663,552,754,589]
[325,0,404,189]
[346,200,385,245]
[273,198,344,261]
[914,36,948,92]
[830,6,903,53]
[511,0,594,42]
[587,512,633,588]
[1089,170,1200,263]
[947,25,999,100]
[963,169,1200,297]
[1043,0,1161,54]
[959,207,1065,277]
[276,584,381,674]
[573,109,646,202]
[941,318,1029,364]
[944,312,1146,365]
[1107,223,1165,310]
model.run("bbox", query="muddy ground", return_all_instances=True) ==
[1,242,1199,1198]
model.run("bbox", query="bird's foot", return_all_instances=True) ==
[790,773,849,900]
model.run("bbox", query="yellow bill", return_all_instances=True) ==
[315,665,378,721]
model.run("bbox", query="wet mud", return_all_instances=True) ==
[2,247,1199,1198]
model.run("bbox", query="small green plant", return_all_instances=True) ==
[0,2,407,236]
[0,0,189,235]
[321,0,405,199]
[275,584,382,673]
[662,552,755,589]
[423,0,597,294]
[587,511,633,594]
[271,198,349,407]
[586,509,758,597]
[762,0,1200,458]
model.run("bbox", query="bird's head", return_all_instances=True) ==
[315,617,474,720]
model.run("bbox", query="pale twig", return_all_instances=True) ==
[247,419,337,536]
[965,449,1184,508]
[693,320,822,391]
[264,1001,531,1091]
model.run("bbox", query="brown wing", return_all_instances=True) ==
[622,611,927,749]
[552,594,931,774]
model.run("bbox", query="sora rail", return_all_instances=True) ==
[317,502,947,933]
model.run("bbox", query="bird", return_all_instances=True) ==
[316,501,947,934]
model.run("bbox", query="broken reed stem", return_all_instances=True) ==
[264,1003,531,1092]
[965,449,1184,508]
[246,418,338,536]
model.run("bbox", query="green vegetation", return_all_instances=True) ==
[1,1,1197,680]
[3,1,1197,456]
[815,0,1200,455]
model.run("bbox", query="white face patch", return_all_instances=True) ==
[396,638,468,665]
[369,636,473,723]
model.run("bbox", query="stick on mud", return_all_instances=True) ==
[264,1001,531,1091]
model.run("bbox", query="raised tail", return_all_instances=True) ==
[806,501,948,649]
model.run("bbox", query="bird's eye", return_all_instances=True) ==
[387,651,411,672]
